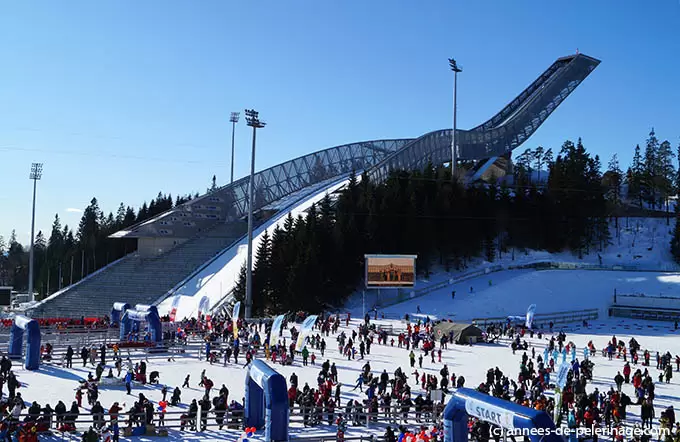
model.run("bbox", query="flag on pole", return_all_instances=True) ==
[525,304,536,329]
[295,315,318,352]
[232,302,241,339]
[269,314,285,346]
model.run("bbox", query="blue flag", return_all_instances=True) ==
[556,362,570,388]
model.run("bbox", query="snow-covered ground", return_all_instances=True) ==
[9,257,680,441]
[350,217,680,313]
[377,269,680,321]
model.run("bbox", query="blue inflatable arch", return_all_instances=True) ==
[134,304,159,316]
[444,388,560,442]
[245,359,289,442]
[8,315,41,370]
[120,308,162,344]
[111,302,131,326]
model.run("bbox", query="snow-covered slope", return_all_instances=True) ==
[156,177,352,320]
[350,217,679,313]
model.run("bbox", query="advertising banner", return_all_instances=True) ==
[295,315,318,352]
[525,304,536,329]
[269,314,285,346]
[556,361,570,388]
[169,296,181,322]
[232,301,241,339]
[465,398,515,429]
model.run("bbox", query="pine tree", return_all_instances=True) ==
[77,198,103,271]
[7,230,25,289]
[233,264,246,303]
[675,142,680,197]
[534,146,545,183]
[115,203,126,227]
[605,154,623,234]
[514,149,534,185]
[642,130,660,208]
[671,206,680,264]
[49,214,64,249]
[252,229,272,315]
[543,148,554,168]
[658,140,675,220]
[137,202,149,222]
[483,235,496,263]
[123,207,136,227]
[630,144,644,207]
[34,231,46,250]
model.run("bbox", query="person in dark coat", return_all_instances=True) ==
[65,346,74,368]
[55,400,67,426]
[68,401,80,426]
[171,387,181,406]
[188,399,198,431]
[91,401,105,429]
[7,372,18,400]
[27,401,41,422]
[0,356,11,377]
[80,347,89,367]
[41,403,54,429]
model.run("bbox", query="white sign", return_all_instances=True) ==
[465,399,515,429]
[431,389,443,402]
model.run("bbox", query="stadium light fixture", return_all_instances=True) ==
[229,112,240,185]
[449,58,462,181]
[28,162,43,301]
[244,109,266,319]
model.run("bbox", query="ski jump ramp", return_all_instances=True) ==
[153,53,599,319]
[35,53,600,319]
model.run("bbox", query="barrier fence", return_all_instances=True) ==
[471,308,599,329]
[288,404,443,428]
[4,403,438,439]
[3,408,244,438]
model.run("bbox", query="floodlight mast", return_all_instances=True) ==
[244,109,266,319]
[229,112,240,185]
[449,58,462,181]
[28,163,43,301]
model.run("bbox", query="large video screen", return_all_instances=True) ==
[365,255,416,288]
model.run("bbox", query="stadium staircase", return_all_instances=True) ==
[28,221,249,318]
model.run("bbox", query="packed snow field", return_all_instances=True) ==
[8,317,680,441]
[6,261,680,441]
[379,269,680,321]
[350,217,680,314]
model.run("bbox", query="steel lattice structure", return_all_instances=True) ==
[113,139,412,238]
[368,53,600,182]
[113,53,599,240]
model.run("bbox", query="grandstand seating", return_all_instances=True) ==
[28,221,250,318]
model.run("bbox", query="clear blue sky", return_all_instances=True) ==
[2,0,679,245]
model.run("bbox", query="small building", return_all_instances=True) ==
[434,322,484,345]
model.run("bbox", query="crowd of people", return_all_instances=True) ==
[1,308,680,442]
